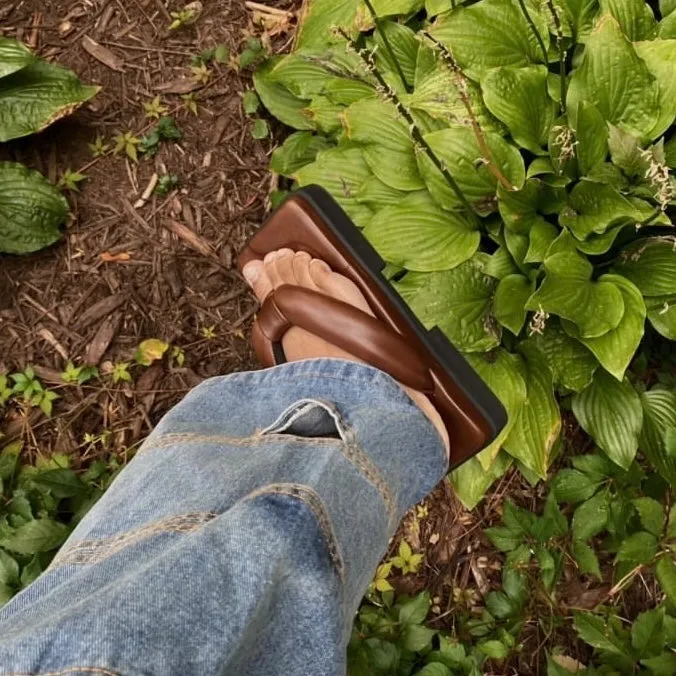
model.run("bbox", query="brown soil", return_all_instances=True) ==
[0,0,296,461]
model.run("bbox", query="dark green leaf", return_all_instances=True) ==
[19,554,42,587]
[640,388,676,485]
[416,664,451,676]
[0,162,69,255]
[576,102,608,175]
[402,623,437,652]
[573,612,632,655]
[399,591,430,625]
[572,490,609,540]
[0,518,69,554]
[0,59,98,142]
[655,556,676,604]
[0,549,19,586]
[478,640,509,659]
[641,652,676,676]
[32,468,84,499]
[572,540,602,579]
[632,607,666,659]
[632,497,665,537]
[552,469,602,503]
[607,125,645,177]
[485,526,524,552]
[616,531,659,564]
[646,295,676,340]
[572,370,642,469]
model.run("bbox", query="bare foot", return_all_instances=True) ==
[242,249,450,457]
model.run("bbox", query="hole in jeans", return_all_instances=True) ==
[262,399,347,440]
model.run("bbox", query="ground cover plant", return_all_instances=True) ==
[254,0,676,509]
[0,37,98,254]
[252,0,676,672]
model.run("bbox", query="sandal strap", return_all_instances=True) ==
[254,285,434,393]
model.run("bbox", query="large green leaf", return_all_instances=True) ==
[294,146,373,223]
[305,95,344,134]
[0,59,99,142]
[526,320,598,392]
[639,388,676,485]
[407,58,500,132]
[659,10,676,37]
[656,557,676,605]
[562,275,645,381]
[493,274,533,335]
[503,344,561,479]
[646,295,676,339]
[364,191,480,271]
[480,66,557,154]
[465,349,528,467]
[559,181,646,240]
[0,37,35,79]
[526,251,624,338]
[613,237,676,296]
[662,0,676,16]
[599,0,657,40]
[269,132,333,176]
[254,59,313,130]
[451,450,513,510]
[572,370,643,469]
[355,176,407,210]
[296,0,361,50]
[0,518,69,554]
[633,39,676,140]
[394,261,500,352]
[575,102,609,175]
[553,0,600,41]
[343,98,423,191]
[420,126,525,214]
[498,179,565,235]
[268,54,344,98]
[371,0,424,15]
[374,20,419,88]
[428,0,549,81]
[0,162,69,255]
[607,124,645,176]
[574,612,632,655]
[566,16,660,137]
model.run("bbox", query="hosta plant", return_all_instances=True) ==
[254,0,676,507]
[0,37,98,254]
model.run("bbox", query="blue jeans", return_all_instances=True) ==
[0,359,447,675]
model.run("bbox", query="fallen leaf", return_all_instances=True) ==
[82,35,124,71]
[134,339,169,366]
[100,251,131,262]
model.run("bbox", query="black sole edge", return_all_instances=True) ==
[298,185,508,458]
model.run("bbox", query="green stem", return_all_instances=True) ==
[362,0,411,93]
[516,0,549,67]
[338,29,476,219]
[544,0,566,113]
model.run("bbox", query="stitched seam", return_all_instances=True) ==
[5,668,120,676]
[50,512,217,568]
[261,400,322,436]
[245,483,345,581]
[138,432,340,455]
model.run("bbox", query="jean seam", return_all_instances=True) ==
[243,483,345,581]
[4,668,121,676]
[49,512,218,569]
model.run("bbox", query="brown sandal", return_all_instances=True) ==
[238,186,506,469]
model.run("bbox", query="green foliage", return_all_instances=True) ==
[8,366,59,417]
[0,442,122,606]
[138,116,183,157]
[0,38,98,254]
[257,0,676,507]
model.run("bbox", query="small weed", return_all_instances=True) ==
[181,93,199,116]
[10,367,59,416]
[143,95,168,120]
[58,169,87,193]
[190,64,211,85]
[112,131,141,162]
[138,116,182,157]
[238,37,266,69]
[242,90,260,116]
[389,539,423,575]
[60,362,98,386]
[368,562,394,594]
[201,326,217,340]
[154,174,180,197]
[168,2,201,31]
[171,346,185,367]
[251,119,269,140]
[110,362,132,384]
[88,135,110,158]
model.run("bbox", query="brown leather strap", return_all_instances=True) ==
[254,285,434,393]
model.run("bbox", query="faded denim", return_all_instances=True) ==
[0,359,447,676]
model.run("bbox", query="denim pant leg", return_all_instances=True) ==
[0,359,447,676]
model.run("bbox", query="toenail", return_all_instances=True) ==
[243,264,259,283]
